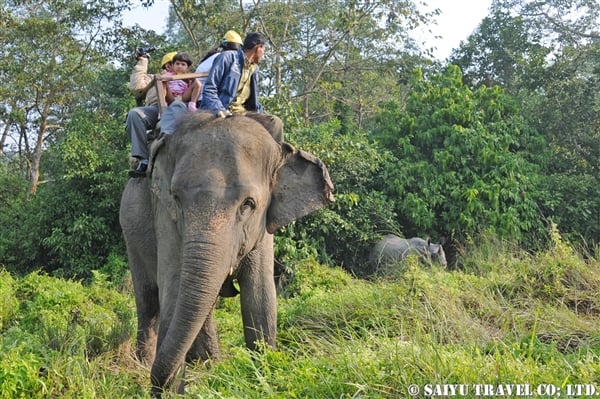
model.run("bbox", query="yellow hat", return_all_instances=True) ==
[223,30,243,45]
[161,51,177,68]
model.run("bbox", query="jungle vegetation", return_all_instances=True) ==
[1,0,599,396]
[1,0,598,277]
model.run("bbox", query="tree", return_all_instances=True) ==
[0,0,131,194]
[0,100,130,279]
[156,0,432,127]
[0,1,168,276]
[449,8,551,92]
[526,41,600,244]
[369,66,546,245]
[157,0,246,58]
[254,0,430,126]
[496,0,600,46]
[448,0,600,246]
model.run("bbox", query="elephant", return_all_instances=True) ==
[369,234,447,271]
[119,112,334,396]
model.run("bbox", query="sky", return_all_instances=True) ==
[122,0,493,60]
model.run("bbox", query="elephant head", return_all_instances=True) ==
[146,112,333,394]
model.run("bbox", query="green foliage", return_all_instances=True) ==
[277,119,398,273]
[524,42,600,245]
[0,0,134,193]
[370,66,546,245]
[0,160,27,207]
[449,9,551,92]
[0,107,128,279]
[0,270,136,398]
[0,161,29,267]
[0,270,18,330]
[537,173,600,245]
[161,0,245,58]
[281,259,353,299]
[501,0,600,50]
[448,0,600,250]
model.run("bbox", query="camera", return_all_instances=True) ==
[135,45,157,58]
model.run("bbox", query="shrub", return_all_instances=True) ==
[368,66,546,246]
[0,269,18,330]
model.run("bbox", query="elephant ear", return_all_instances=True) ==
[267,143,335,234]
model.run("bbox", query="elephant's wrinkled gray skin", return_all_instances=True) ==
[369,235,447,270]
[119,113,334,396]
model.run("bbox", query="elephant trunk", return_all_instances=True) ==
[151,238,232,392]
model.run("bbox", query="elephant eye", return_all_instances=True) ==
[241,197,256,213]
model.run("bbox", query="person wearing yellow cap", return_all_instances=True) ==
[160,51,177,70]
[192,30,243,106]
[126,49,176,177]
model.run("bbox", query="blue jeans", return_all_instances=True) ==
[160,101,188,135]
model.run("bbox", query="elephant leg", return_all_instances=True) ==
[120,178,159,365]
[237,234,277,350]
[152,204,187,394]
[186,306,220,363]
[133,282,159,365]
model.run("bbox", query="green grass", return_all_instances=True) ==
[2,233,600,398]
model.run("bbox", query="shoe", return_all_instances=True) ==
[128,162,147,178]
[188,102,197,111]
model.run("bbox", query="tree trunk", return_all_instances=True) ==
[28,97,53,195]
[0,123,10,156]
[29,129,44,195]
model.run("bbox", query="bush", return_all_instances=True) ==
[0,269,18,330]
[0,109,128,279]
[368,66,546,246]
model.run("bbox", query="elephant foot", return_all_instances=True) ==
[151,361,186,398]
[150,386,162,399]
[135,324,158,366]
[186,335,221,363]
[150,382,184,398]
[136,345,156,367]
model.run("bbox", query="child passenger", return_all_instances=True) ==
[165,52,201,111]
